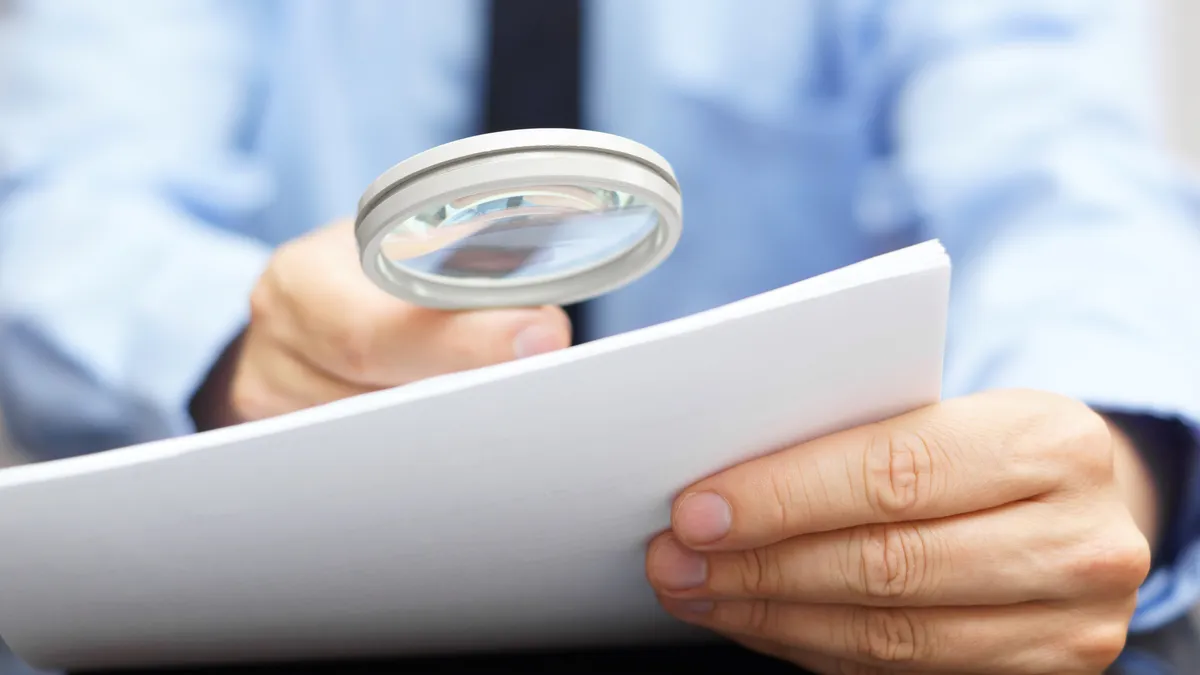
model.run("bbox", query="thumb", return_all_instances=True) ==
[352,304,573,386]
[510,305,575,359]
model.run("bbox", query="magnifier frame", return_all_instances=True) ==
[355,129,682,310]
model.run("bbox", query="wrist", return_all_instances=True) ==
[188,328,248,432]
[1106,417,1162,551]
[1101,411,1194,562]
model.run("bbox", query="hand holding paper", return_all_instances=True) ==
[646,390,1152,673]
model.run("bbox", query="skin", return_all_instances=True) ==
[646,394,1156,674]
[201,219,1158,674]
[192,219,572,428]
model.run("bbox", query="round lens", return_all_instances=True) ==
[379,185,660,283]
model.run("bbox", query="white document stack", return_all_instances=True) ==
[0,241,951,671]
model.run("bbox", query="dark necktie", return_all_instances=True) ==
[483,0,590,344]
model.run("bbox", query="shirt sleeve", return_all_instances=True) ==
[0,0,274,459]
[865,0,1200,630]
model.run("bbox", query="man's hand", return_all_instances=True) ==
[194,219,571,426]
[646,389,1154,674]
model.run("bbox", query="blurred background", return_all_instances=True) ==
[0,3,1198,468]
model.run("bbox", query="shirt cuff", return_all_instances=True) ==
[1128,422,1200,632]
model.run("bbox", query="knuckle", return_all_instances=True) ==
[329,316,382,380]
[229,373,278,421]
[853,524,928,602]
[247,280,273,324]
[745,600,778,637]
[849,607,927,665]
[865,427,936,519]
[1118,591,1142,622]
[1040,396,1113,476]
[1070,412,1113,472]
[247,265,287,327]
[1065,528,1152,595]
[1110,536,1153,592]
[736,547,786,597]
[1067,620,1130,670]
[766,467,805,537]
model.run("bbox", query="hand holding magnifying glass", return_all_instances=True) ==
[193,130,680,426]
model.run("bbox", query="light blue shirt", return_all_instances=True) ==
[1,0,1200,639]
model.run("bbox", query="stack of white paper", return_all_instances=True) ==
[0,241,951,671]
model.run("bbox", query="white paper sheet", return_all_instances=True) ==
[0,241,951,671]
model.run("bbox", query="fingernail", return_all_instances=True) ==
[649,537,708,591]
[674,492,732,545]
[513,324,562,359]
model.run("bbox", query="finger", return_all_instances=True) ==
[659,598,1133,674]
[231,327,376,420]
[725,636,913,675]
[669,390,1108,550]
[337,303,572,385]
[648,499,1147,607]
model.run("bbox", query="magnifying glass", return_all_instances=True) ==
[355,129,682,309]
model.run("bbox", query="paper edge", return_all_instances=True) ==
[0,240,949,488]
